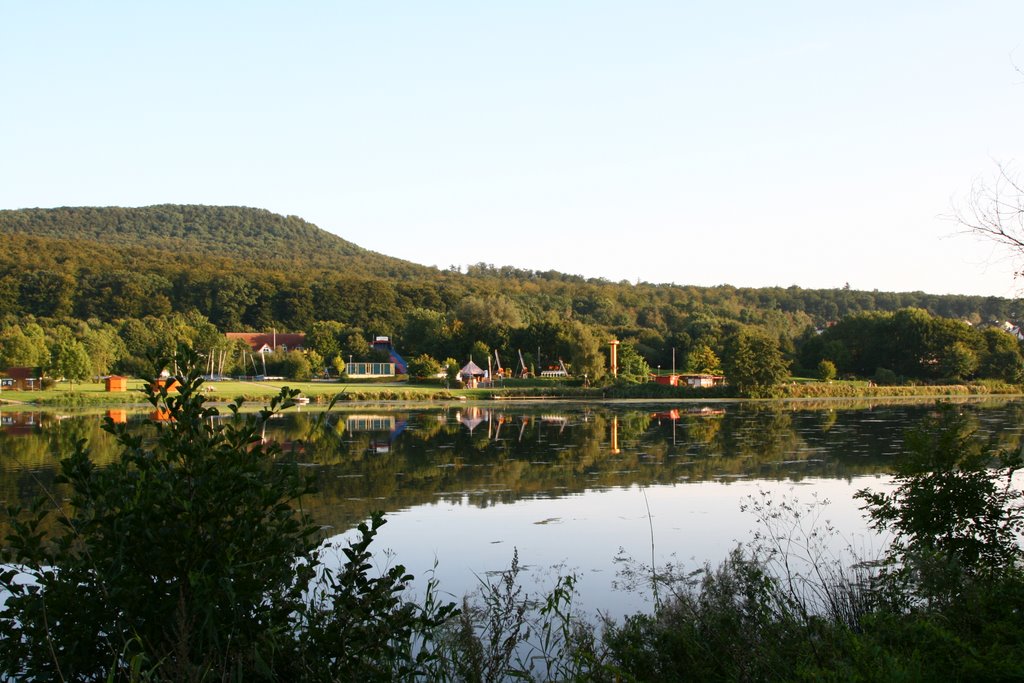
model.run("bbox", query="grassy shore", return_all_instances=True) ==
[2,376,1021,407]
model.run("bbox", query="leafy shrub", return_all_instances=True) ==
[406,353,442,381]
[872,367,900,386]
[816,359,837,381]
[0,349,455,680]
[857,404,1023,606]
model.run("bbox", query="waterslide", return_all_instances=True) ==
[388,349,408,374]
[371,337,408,374]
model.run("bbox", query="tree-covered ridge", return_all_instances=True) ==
[1,204,1018,335]
[0,204,431,277]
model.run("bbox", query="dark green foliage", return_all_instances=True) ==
[721,329,790,397]
[0,349,455,680]
[602,549,819,682]
[872,367,900,386]
[802,308,1023,383]
[296,514,456,681]
[615,342,651,384]
[816,358,837,381]
[428,550,596,682]
[0,205,378,271]
[857,405,1023,603]
[263,349,313,380]
[406,353,442,380]
[0,351,319,678]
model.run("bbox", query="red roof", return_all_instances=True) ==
[5,367,40,381]
[225,332,306,351]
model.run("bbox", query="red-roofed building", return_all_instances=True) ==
[225,332,306,354]
[3,367,42,391]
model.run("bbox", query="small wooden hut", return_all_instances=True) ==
[105,375,128,392]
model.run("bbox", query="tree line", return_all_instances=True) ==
[2,206,1023,393]
[2,304,1021,399]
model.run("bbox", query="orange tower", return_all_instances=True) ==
[608,339,620,378]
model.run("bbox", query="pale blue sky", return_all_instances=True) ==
[3,2,1023,296]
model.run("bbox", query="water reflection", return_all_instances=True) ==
[4,399,1024,538]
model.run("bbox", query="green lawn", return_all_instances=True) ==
[0,377,464,406]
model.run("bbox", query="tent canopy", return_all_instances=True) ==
[459,360,486,379]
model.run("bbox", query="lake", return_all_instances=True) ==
[3,397,1023,618]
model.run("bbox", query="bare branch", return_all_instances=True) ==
[954,162,1024,275]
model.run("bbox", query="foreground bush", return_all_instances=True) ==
[598,405,1024,681]
[0,350,454,680]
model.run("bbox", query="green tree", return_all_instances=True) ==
[0,324,49,368]
[341,331,371,362]
[978,327,1024,382]
[686,343,722,374]
[560,320,605,381]
[721,329,789,397]
[856,406,1023,604]
[407,353,442,380]
[273,284,315,331]
[456,294,524,351]
[331,354,346,378]
[206,273,257,330]
[305,349,325,378]
[616,342,651,383]
[51,334,92,389]
[402,308,452,359]
[266,349,312,380]
[18,269,75,318]
[308,320,346,361]
[442,357,460,386]
[81,325,126,377]
[469,340,491,366]
[940,341,978,382]
[816,359,837,381]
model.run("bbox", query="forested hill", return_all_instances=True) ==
[0,205,432,278]
[0,204,1020,372]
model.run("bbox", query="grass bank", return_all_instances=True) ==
[4,377,1021,407]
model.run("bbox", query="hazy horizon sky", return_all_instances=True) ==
[3,2,1024,297]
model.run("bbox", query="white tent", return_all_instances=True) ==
[459,359,486,382]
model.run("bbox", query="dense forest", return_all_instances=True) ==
[1,205,1021,386]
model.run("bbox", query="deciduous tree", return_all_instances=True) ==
[721,329,789,397]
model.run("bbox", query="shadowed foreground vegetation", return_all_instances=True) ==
[2,355,1022,680]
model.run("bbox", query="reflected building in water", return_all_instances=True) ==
[345,414,407,453]
[1,411,43,436]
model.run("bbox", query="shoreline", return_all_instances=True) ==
[3,383,1022,411]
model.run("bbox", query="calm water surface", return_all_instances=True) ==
[3,398,1023,617]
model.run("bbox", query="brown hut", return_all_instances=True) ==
[150,378,181,393]
[105,375,128,392]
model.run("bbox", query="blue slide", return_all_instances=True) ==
[388,349,408,374]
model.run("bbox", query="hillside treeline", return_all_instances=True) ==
[1,206,1022,385]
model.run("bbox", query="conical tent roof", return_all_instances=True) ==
[459,359,486,379]
[459,407,485,432]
